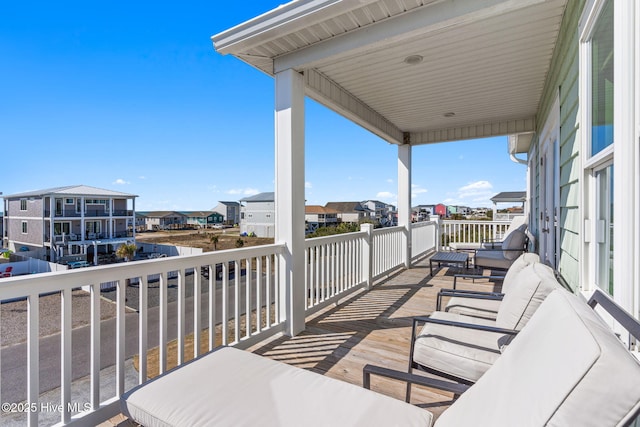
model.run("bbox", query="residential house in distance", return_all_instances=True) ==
[240,192,275,238]
[434,204,450,218]
[212,201,240,225]
[182,211,223,228]
[305,205,339,228]
[134,212,147,232]
[2,185,136,262]
[324,201,371,224]
[142,211,188,231]
[361,200,395,222]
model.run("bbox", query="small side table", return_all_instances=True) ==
[429,251,469,276]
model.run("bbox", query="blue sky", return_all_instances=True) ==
[1,1,525,211]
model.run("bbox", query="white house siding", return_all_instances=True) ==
[241,200,275,238]
[534,0,584,290]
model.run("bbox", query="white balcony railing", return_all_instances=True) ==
[440,219,511,249]
[0,222,440,426]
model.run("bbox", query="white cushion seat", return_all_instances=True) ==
[474,225,528,270]
[122,346,433,427]
[445,253,540,320]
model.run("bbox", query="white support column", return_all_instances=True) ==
[275,68,306,336]
[398,143,412,268]
[613,0,637,315]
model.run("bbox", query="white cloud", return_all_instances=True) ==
[458,181,493,199]
[227,188,259,196]
[459,180,492,192]
[376,191,396,200]
[113,178,129,185]
[138,176,147,180]
[386,178,394,183]
[305,181,313,189]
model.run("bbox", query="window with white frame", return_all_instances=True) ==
[582,0,614,295]
[20,199,27,211]
[21,221,27,234]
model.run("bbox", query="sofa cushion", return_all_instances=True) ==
[445,253,540,320]
[413,312,504,383]
[500,226,527,260]
[501,252,540,293]
[474,250,514,270]
[435,290,640,427]
[122,347,433,427]
[496,262,560,332]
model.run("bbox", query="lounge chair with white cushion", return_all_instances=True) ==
[473,224,528,270]
[407,262,562,388]
[436,252,541,321]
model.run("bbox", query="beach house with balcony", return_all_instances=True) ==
[325,201,372,223]
[305,205,339,228]
[2,185,136,263]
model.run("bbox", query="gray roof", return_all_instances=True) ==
[4,185,137,199]
[143,211,188,218]
[490,191,527,203]
[216,201,240,207]
[240,192,275,202]
[181,211,219,218]
[325,202,369,213]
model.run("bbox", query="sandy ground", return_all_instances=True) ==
[1,290,120,348]
[134,227,273,251]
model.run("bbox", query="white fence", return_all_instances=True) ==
[0,222,441,426]
[440,220,511,249]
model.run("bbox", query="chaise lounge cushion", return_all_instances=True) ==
[445,253,540,320]
[121,346,433,427]
[435,290,640,426]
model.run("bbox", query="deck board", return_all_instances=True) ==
[247,258,504,420]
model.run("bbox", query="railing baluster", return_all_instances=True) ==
[234,260,240,343]
[61,288,72,423]
[266,255,271,328]
[208,265,216,352]
[116,278,126,397]
[193,268,201,359]
[90,284,101,409]
[177,270,185,366]
[245,258,252,338]
[159,273,167,375]
[27,293,39,427]
[256,256,262,333]
[139,276,148,383]
[222,262,229,345]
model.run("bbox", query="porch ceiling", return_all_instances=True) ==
[213,0,568,147]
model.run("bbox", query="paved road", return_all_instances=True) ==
[1,271,270,404]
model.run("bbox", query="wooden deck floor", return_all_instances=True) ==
[246,257,502,420]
